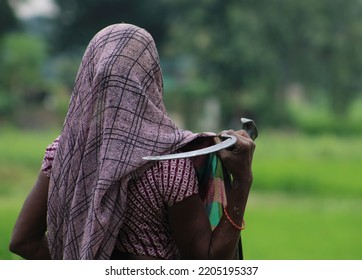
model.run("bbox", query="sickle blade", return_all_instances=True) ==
[142,134,237,161]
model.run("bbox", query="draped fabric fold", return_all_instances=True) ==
[47,23,213,259]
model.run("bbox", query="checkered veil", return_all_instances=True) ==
[47,24,204,259]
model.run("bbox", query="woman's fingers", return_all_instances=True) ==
[214,129,256,180]
[221,130,255,154]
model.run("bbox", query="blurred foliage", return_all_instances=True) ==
[1,0,362,133]
[0,33,47,93]
[51,0,169,53]
[164,0,362,127]
[0,33,49,124]
[0,0,19,35]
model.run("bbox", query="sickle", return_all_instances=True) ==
[143,117,257,161]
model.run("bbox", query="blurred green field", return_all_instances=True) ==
[0,128,361,260]
[243,193,362,259]
[0,128,59,260]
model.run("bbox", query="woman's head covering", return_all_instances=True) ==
[47,23,209,259]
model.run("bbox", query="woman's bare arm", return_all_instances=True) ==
[168,130,255,259]
[9,170,51,259]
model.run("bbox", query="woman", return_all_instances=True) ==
[9,23,255,260]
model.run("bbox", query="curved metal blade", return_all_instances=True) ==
[241,117,258,141]
[142,134,237,161]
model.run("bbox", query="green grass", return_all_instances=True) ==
[243,192,362,259]
[0,197,24,260]
[0,128,58,260]
[252,131,362,197]
[0,128,59,196]
[0,128,361,260]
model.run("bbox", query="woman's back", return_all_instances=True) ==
[116,158,198,259]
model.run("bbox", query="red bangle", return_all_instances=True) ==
[223,207,245,231]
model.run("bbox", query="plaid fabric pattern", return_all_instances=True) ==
[47,24,211,259]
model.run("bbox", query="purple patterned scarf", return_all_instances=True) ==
[47,23,212,259]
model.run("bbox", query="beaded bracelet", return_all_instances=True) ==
[223,207,245,231]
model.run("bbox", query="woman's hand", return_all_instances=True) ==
[168,131,256,259]
[215,129,256,184]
